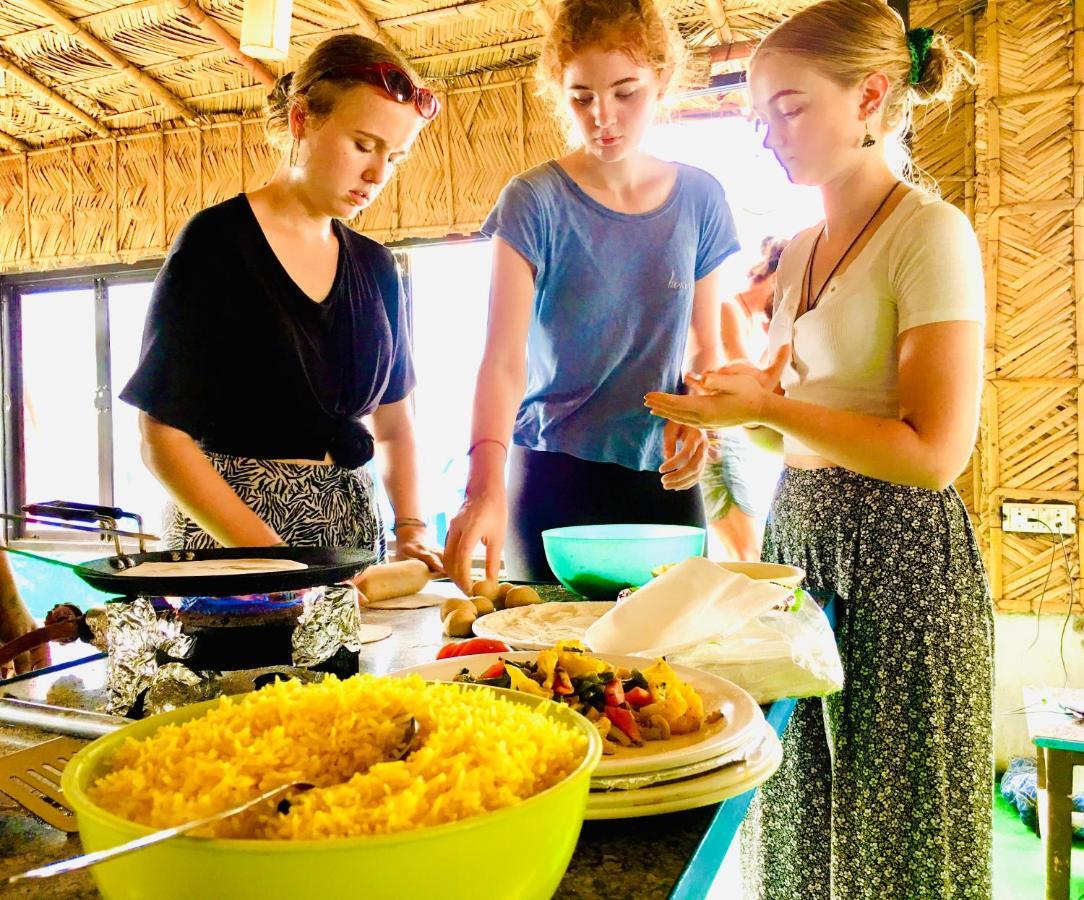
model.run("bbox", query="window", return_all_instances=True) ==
[2,271,163,545]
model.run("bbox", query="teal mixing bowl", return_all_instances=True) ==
[541,524,706,599]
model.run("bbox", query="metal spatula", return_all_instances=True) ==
[0,736,85,832]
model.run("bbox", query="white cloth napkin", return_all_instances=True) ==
[584,556,792,656]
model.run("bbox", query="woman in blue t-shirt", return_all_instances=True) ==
[122,35,441,570]
[443,0,739,588]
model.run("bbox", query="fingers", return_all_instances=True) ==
[662,419,678,459]
[661,429,706,490]
[763,344,791,389]
[659,425,700,474]
[484,538,503,584]
[644,392,704,427]
[442,521,474,594]
[697,371,742,393]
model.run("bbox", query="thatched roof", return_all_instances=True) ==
[0,0,796,152]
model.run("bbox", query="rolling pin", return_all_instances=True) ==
[353,559,431,603]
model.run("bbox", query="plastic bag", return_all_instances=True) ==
[670,594,844,703]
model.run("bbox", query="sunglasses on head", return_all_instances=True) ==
[327,62,440,120]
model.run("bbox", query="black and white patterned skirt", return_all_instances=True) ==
[743,465,994,899]
[162,452,386,560]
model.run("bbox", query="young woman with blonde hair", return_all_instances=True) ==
[444,0,739,589]
[123,35,441,572]
[647,1,992,895]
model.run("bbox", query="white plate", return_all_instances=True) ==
[584,728,782,819]
[391,651,764,778]
[470,601,614,650]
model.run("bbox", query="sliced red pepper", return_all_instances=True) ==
[479,661,506,680]
[436,638,510,660]
[604,706,643,745]
[603,678,625,707]
[625,686,652,708]
[552,667,575,696]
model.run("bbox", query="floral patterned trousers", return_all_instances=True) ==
[742,467,994,899]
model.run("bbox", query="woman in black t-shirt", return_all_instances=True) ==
[122,35,441,569]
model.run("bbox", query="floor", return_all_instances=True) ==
[706,791,1083,898]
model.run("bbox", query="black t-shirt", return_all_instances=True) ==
[120,195,415,466]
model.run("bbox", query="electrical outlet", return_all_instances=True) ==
[1001,502,1077,536]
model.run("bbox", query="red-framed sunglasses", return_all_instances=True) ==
[328,63,440,120]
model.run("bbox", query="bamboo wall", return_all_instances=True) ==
[1,0,1082,617]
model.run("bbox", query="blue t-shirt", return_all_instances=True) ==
[481,161,739,471]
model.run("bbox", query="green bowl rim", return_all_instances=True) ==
[541,524,706,542]
[61,682,603,854]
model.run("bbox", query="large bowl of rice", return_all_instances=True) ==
[62,674,602,900]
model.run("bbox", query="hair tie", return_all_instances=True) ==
[906,27,935,85]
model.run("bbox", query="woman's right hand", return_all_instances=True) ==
[688,345,790,394]
[443,486,508,595]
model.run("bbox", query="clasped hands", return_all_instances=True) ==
[646,345,791,430]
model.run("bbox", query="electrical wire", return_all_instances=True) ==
[1026,517,1077,687]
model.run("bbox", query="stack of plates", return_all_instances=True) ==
[391,652,781,819]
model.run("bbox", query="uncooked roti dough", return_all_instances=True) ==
[365,592,446,610]
[117,558,309,577]
[471,601,614,650]
[357,623,393,643]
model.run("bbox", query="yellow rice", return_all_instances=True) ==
[90,675,587,840]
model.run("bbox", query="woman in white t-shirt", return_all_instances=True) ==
[646,1,992,897]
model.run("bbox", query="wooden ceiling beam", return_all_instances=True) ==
[413,35,542,67]
[170,0,276,87]
[0,55,111,137]
[704,0,735,45]
[337,0,406,56]
[19,0,199,123]
[0,128,30,152]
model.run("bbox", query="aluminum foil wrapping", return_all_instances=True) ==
[99,598,164,716]
[98,586,362,716]
[292,584,363,667]
[143,662,217,716]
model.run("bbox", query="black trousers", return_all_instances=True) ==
[504,445,707,582]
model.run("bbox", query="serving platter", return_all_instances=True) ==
[392,651,764,778]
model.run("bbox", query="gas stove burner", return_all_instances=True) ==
[162,588,320,630]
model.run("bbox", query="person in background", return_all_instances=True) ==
[0,552,50,677]
[646,1,992,895]
[121,35,441,573]
[443,0,739,589]
[701,237,787,560]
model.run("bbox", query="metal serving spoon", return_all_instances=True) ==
[9,716,419,883]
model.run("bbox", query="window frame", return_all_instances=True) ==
[1,262,161,549]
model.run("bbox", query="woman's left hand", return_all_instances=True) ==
[646,371,770,430]
[393,525,444,573]
[659,421,708,490]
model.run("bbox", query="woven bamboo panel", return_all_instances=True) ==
[163,130,200,245]
[994,213,1075,380]
[199,124,243,208]
[0,156,27,261]
[27,148,71,259]
[117,133,162,251]
[71,140,113,256]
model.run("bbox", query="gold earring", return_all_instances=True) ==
[289,138,299,167]
[861,119,876,148]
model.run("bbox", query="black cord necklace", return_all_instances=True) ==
[803,181,902,315]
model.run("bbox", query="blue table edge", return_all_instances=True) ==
[668,593,839,900]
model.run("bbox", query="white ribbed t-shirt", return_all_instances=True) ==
[766,188,985,456]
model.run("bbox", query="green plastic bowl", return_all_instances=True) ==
[62,685,602,900]
[542,523,706,599]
